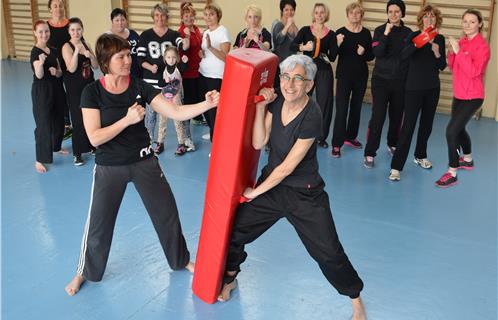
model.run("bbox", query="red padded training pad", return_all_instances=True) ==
[192,49,278,304]
[412,25,438,48]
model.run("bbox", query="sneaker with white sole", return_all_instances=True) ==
[184,138,196,152]
[73,155,84,166]
[388,169,400,181]
[363,156,374,169]
[414,158,432,169]
[331,147,341,158]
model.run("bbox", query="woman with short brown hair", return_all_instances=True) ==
[65,33,219,296]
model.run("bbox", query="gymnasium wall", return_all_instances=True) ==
[1,0,497,119]
[1,5,8,60]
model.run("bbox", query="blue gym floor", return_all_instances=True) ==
[1,59,497,320]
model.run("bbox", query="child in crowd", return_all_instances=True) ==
[158,46,195,155]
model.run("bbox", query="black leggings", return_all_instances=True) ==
[332,77,367,147]
[446,98,483,168]
[224,182,363,299]
[199,75,222,141]
[183,77,203,121]
[391,88,439,171]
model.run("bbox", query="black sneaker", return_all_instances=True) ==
[435,172,458,188]
[63,125,73,140]
[331,147,341,158]
[154,142,164,155]
[317,140,329,148]
[175,144,187,156]
[458,157,474,170]
[73,155,84,166]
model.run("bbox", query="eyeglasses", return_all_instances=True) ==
[279,73,310,85]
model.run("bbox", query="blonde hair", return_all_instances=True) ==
[312,3,330,23]
[346,2,364,18]
[246,4,262,20]
[204,3,222,21]
[163,46,179,62]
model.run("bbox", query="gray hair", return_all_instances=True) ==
[151,3,169,19]
[279,54,317,80]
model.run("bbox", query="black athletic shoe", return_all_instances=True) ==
[331,147,341,158]
[458,157,474,170]
[63,125,73,140]
[317,140,329,148]
[154,142,164,155]
[73,155,84,166]
[435,172,458,188]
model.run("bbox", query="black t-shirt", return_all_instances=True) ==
[80,77,160,166]
[47,22,70,71]
[137,28,183,85]
[261,96,324,188]
[234,28,272,50]
[30,46,59,82]
[291,26,338,71]
[402,32,446,90]
[128,29,142,78]
[335,27,374,80]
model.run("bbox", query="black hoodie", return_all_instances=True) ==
[371,21,411,80]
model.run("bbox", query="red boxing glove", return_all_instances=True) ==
[412,26,438,48]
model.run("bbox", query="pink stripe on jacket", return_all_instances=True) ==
[448,33,490,100]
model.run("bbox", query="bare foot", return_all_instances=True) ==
[185,261,195,273]
[55,148,69,155]
[65,274,85,296]
[217,280,237,302]
[35,162,47,173]
[352,296,366,320]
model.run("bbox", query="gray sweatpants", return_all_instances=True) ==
[76,156,190,281]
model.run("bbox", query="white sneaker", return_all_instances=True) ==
[414,158,432,169]
[202,133,210,140]
[388,169,400,181]
[184,138,196,151]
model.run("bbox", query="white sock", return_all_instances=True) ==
[463,154,473,162]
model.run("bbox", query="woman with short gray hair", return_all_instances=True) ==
[218,54,366,320]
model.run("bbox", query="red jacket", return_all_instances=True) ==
[178,23,202,79]
[448,33,490,100]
